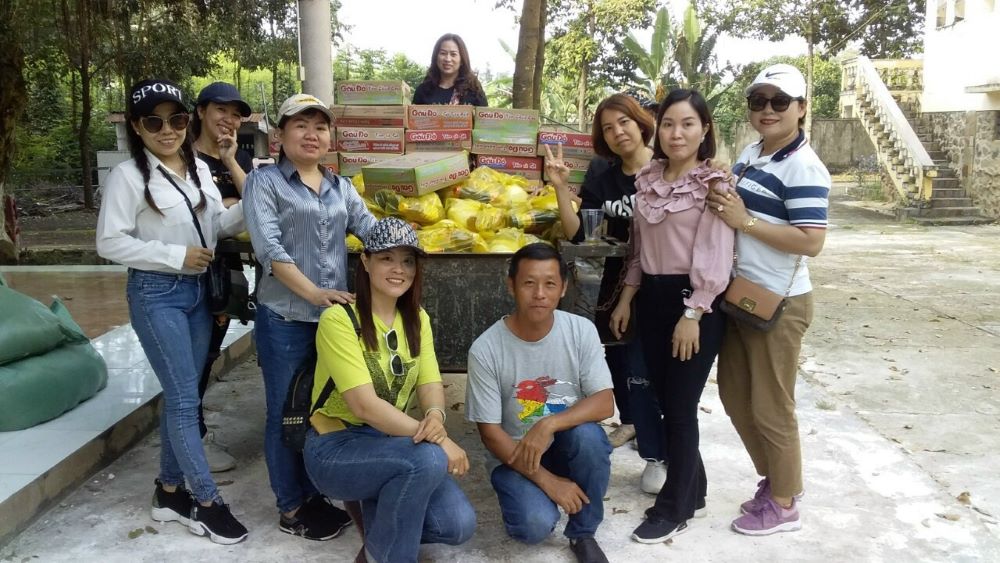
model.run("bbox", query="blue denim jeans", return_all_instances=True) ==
[126,269,218,504]
[607,336,665,461]
[254,304,319,513]
[304,426,476,563]
[490,422,611,542]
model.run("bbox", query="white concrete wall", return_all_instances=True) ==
[922,0,1000,112]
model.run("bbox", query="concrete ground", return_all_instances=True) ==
[3,186,1000,562]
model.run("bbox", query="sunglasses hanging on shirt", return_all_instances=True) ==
[140,113,191,133]
[384,328,404,377]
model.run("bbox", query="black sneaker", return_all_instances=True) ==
[631,514,688,544]
[279,495,352,541]
[569,536,610,563]
[151,479,192,526]
[189,500,249,545]
[643,498,707,520]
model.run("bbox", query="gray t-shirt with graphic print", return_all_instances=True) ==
[465,310,613,473]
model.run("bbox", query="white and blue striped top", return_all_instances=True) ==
[244,158,376,322]
[732,130,830,296]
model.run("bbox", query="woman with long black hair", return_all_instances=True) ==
[412,33,488,106]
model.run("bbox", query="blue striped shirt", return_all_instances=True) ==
[732,131,830,296]
[244,158,376,322]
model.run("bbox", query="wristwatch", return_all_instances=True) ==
[683,307,703,321]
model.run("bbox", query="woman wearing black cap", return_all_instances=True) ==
[96,78,248,544]
[304,217,475,563]
[191,82,254,474]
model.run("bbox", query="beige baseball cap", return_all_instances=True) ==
[276,93,334,123]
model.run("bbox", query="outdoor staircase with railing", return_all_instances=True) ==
[840,56,993,225]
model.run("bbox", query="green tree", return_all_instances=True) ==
[671,2,735,108]
[377,53,426,91]
[0,0,29,260]
[621,6,674,101]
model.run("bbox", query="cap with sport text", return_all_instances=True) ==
[745,64,807,99]
[364,217,426,256]
[128,79,187,117]
[276,93,334,124]
[196,82,252,117]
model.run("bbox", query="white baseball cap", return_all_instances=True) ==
[745,64,807,99]
[276,93,334,124]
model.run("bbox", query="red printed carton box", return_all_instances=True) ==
[330,105,407,127]
[338,152,398,177]
[474,155,543,180]
[320,152,339,175]
[334,80,412,105]
[537,128,595,159]
[471,130,538,157]
[542,156,591,184]
[335,127,405,154]
[362,151,471,196]
[406,105,474,130]
[473,107,540,134]
[405,129,473,152]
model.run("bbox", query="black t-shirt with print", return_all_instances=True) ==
[574,159,637,298]
[198,149,253,200]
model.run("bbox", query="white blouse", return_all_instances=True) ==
[96,149,245,274]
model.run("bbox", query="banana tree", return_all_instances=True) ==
[672,2,735,109]
[621,6,674,101]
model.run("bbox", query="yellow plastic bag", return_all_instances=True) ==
[351,173,365,194]
[397,192,445,225]
[487,228,525,253]
[416,226,478,253]
[494,184,531,208]
[445,199,483,230]
[475,204,508,232]
[345,234,364,252]
[508,206,558,230]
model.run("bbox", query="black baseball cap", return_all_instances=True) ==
[128,79,187,117]
[196,82,252,117]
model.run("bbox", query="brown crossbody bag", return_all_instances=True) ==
[719,164,802,331]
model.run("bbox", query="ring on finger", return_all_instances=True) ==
[717,204,724,212]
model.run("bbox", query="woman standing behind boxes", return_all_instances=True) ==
[412,33,488,106]
[545,93,667,496]
[244,93,377,541]
[96,78,248,544]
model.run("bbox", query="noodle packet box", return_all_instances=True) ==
[537,128,595,160]
[330,105,407,127]
[407,105,474,130]
[335,80,412,105]
[405,129,473,152]
[320,152,339,175]
[474,155,543,180]
[473,107,540,136]
[338,152,398,177]
[471,130,538,157]
[335,127,405,154]
[542,156,590,184]
[362,151,471,196]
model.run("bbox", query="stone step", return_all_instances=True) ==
[936,168,957,178]
[909,215,995,226]
[924,142,941,152]
[932,187,966,198]
[932,177,960,189]
[918,206,985,218]
[927,150,946,160]
[918,134,933,143]
[931,197,973,208]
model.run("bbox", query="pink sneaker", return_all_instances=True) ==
[731,497,801,536]
[739,478,770,514]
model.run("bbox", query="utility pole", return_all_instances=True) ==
[298,0,333,105]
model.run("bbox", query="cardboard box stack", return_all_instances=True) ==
[469,107,541,188]
[405,105,474,152]
[538,127,596,194]
[332,81,411,178]
[362,151,471,196]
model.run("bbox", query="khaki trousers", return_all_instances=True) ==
[717,292,813,499]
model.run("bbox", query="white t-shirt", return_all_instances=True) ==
[96,149,245,274]
[733,133,830,296]
[465,310,613,473]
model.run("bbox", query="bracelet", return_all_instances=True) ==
[424,406,447,423]
[742,217,758,234]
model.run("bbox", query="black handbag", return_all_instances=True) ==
[159,165,231,315]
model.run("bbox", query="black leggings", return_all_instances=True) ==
[637,274,724,522]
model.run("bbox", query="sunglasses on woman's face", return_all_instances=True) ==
[384,329,404,377]
[139,113,190,133]
[746,93,800,113]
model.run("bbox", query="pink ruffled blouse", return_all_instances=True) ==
[624,160,735,312]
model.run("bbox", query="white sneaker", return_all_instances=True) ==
[203,432,236,473]
[640,460,667,495]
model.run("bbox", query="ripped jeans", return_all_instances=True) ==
[607,335,665,462]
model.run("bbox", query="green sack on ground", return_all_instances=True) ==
[0,285,88,366]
